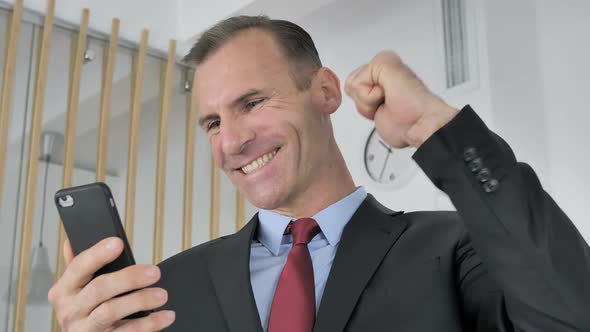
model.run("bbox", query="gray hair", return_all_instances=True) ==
[184,15,322,90]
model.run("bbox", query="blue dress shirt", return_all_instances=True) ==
[249,187,367,331]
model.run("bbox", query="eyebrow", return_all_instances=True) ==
[197,89,263,128]
[230,89,263,108]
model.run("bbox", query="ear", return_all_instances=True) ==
[311,67,342,115]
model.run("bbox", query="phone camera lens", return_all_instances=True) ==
[58,194,74,207]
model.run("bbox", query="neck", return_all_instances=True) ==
[272,144,356,219]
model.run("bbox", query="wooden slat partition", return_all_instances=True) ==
[62,10,89,196]
[152,39,176,264]
[210,157,220,239]
[182,71,197,250]
[13,0,55,331]
[123,29,148,247]
[236,191,246,230]
[0,0,23,208]
[95,18,119,182]
[50,8,89,332]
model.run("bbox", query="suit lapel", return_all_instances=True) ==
[314,195,406,332]
[208,214,263,332]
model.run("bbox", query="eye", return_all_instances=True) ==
[206,119,220,132]
[245,98,265,110]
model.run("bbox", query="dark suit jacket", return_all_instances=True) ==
[157,106,590,331]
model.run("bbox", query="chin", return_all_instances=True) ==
[243,188,288,211]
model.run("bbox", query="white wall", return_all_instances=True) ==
[2,0,279,56]
[2,0,182,52]
[535,0,590,240]
[178,0,255,54]
[483,0,551,184]
[297,0,494,212]
[297,0,590,242]
[480,0,589,242]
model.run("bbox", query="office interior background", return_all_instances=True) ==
[0,0,588,331]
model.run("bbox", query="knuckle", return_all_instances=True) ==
[90,302,116,327]
[139,288,156,305]
[66,256,86,277]
[57,307,77,328]
[377,49,390,57]
[55,310,67,326]
[47,285,59,304]
[134,322,149,332]
[131,288,158,311]
[127,324,142,332]
[94,271,112,287]
[146,314,162,330]
[344,77,353,92]
[84,280,103,303]
[378,50,397,61]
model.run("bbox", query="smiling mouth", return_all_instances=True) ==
[240,149,279,174]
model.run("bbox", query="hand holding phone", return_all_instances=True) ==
[49,183,176,331]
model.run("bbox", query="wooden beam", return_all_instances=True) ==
[182,72,197,250]
[13,1,55,330]
[123,29,148,248]
[62,9,89,191]
[0,0,23,208]
[152,39,176,264]
[49,8,89,332]
[95,18,119,182]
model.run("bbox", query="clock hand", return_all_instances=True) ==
[379,150,392,181]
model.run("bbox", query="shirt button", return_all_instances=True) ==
[468,158,483,173]
[476,168,491,182]
[463,147,478,162]
[483,179,500,193]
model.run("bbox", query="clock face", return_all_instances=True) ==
[363,128,418,187]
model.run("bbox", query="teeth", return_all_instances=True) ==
[241,150,277,174]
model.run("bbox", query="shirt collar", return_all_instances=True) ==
[256,187,367,255]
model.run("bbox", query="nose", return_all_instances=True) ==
[220,116,255,156]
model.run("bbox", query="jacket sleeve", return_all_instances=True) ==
[412,105,590,331]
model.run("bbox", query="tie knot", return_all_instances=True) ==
[285,218,320,245]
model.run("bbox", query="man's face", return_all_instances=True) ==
[194,30,329,211]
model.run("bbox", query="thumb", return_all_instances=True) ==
[354,83,384,120]
[365,83,385,106]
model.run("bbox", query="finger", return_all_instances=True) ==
[344,65,366,96]
[87,287,168,329]
[58,237,123,292]
[114,310,176,332]
[48,239,76,307]
[366,84,385,105]
[76,264,161,317]
[64,239,74,265]
[355,103,375,121]
[353,84,384,119]
[345,63,385,115]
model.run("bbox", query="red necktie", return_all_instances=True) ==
[268,218,320,332]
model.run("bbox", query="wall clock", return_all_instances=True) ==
[363,127,418,188]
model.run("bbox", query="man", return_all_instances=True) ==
[48,16,590,331]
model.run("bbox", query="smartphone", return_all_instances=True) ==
[55,182,149,319]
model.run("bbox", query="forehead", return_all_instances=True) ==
[193,30,293,109]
